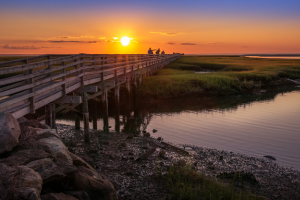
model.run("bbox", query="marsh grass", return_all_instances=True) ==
[138,56,300,98]
[158,164,264,200]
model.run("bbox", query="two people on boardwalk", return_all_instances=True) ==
[148,48,165,54]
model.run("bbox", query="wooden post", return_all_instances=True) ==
[139,75,142,85]
[93,100,97,130]
[114,83,120,132]
[102,86,109,132]
[75,114,80,130]
[51,103,56,129]
[126,77,131,92]
[45,104,52,128]
[82,92,90,143]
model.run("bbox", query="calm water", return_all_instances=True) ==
[57,87,300,170]
[246,56,300,60]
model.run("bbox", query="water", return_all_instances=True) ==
[57,86,300,170]
[246,56,300,60]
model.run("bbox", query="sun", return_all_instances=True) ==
[121,37,130,46]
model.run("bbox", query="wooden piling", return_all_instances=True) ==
[75,114,80,130]
[82,92,90,143]
[45,104,52,128]
[114,83,120,132]
[102,86,109,132]
[93,100,97,130]
[51,103,56,129]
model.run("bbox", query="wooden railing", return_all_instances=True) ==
[0,54,180,118]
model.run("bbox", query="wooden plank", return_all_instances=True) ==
[55,96,82,104]
[74,85,98,93]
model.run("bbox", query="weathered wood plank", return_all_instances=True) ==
[55,96,82,104]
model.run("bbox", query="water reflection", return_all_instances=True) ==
[57,86,300,170]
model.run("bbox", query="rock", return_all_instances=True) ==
[64,191,90,200]
[119,142,127,148]
[126,133,134,139]
[142,130,146,133]
[15,166,43,200]
[0,112,21,154]
[159,150,166,158]
[25,158,77,184]
[40,123,51,129]
[1,148,52,167]
[41,193,78,200]
[175,159,186,167]
[152,129,157,133]
[264,155,276,161]
[157,137,162,141]
[35,129,61,140]
[70,152,94,170]
[219,156,223,160]
[71,166,117,200]
[37,136,73,164]
[17,116,28,125]
[102,141,110,145]
[143,132,150,137]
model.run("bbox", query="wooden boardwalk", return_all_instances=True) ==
[0,54,180,122]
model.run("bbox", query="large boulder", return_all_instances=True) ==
[26,158,77,184]
[71,166,117,200]
[63,191,90,200]
[0,112,21,154]
[41,193,78,200]
[37,136,73,164]
[69,153,94,171]
[35,129,61,140]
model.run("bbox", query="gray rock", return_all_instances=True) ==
[71,166,117,200]
[15,166,43,200]
[41,193,78,200]
[0,113,21,154]
[36,129,61,140]
[70,152,94,170]
[25,158,77,184]
[37,136,73,164]
[64,191,90,200]
[152,129,157,133]
[264,155,276,161]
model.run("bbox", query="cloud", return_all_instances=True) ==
[181,43,196,45]
[150,32,183,36]
[166,42,176,45]
[0,44,59,50]
[241,46,249,48]
[54,36,96,39]
[47,40,100,43]
[208,42,219,45]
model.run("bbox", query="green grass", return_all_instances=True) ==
[138,56,300,98]
[158,164,264,200]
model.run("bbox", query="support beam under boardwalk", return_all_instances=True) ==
[82,92,90,143]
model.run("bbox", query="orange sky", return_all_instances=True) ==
[1,1,300,54]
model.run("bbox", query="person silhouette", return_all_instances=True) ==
[148,48,154,54]
[156,48,160,54]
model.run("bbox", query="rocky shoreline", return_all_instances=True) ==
[57,123,300,200]
[1,113,300,200]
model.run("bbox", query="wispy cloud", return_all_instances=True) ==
[181,43,196,45]
[208,42,219,45]
[47,40,100,43]
[166,42,176,45]
[0,44,59,49]
[150,32,184,36]
[54,36,96,39]
[241,46,249,48]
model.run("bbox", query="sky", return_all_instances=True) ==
[0,0,300,54]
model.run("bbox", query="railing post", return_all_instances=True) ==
[24,59,35,113]
[114,83,120,132]
[93,100,97,130]
[82,92,90,143]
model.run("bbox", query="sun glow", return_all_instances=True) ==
[121,37,130,46]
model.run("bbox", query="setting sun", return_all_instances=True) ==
[121,37,130,46]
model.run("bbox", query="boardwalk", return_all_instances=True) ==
[0,54,180,139]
